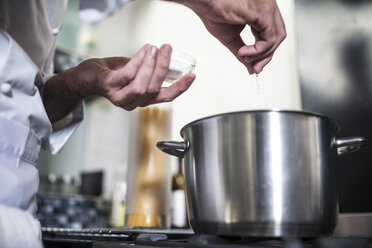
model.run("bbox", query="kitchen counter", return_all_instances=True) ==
[333,213,372,237]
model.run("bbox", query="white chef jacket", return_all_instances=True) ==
[0,0,128,247]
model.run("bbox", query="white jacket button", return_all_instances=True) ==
[1,82,11,94]
[51,28,60,36]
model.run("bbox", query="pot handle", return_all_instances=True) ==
[156,141,188,158]
[336,137,366,155]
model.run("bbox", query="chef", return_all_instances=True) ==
[0,0,285,247]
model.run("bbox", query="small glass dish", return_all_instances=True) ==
[164,51,196,84]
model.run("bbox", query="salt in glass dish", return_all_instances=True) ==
[164,51,196,84]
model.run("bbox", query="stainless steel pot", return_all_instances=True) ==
[157,110,366,237]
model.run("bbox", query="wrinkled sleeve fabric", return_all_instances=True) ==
[0,29,83,155]
[0,204,43,248]
[79,0,132,23]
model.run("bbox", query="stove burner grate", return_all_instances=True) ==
[41,228,372,248]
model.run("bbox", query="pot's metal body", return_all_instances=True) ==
[157,110,366,237]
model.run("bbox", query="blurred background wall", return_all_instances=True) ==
[295,0,372,213]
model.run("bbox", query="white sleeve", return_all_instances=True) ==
[41,102,84,155]
[0,205,43,248]
[0,30,84,155]
[79,0,132,23]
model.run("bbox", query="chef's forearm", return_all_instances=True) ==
[42,67,90,124]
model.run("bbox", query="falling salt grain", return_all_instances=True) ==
[255,73,261,108]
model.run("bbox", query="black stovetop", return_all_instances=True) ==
[42,228,372,248]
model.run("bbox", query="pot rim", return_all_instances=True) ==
[180,109,340,135]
